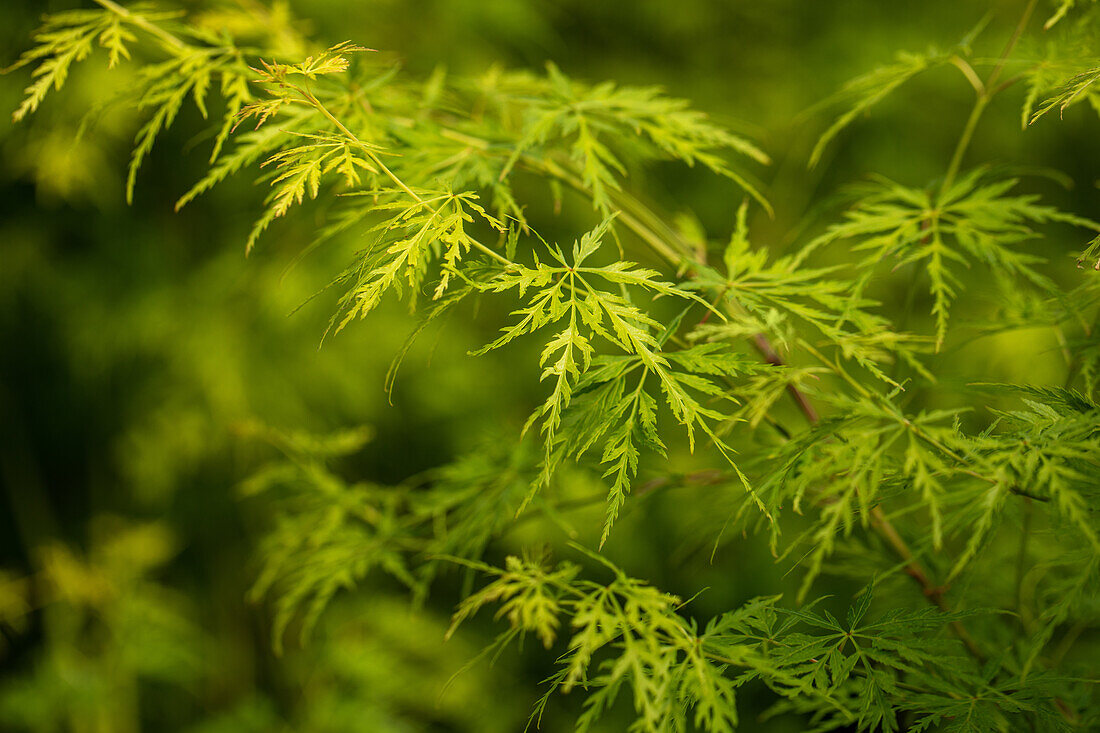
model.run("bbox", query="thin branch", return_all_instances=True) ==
[950,55,986,97]
[93,0,189,52]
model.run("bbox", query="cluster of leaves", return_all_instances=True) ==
[469,216,771,539]
[804,170,1098,349]
[493,61,771,213]
[239,420,612,650]
[8,4,261,203]
[690,200,932,385]
[451,551,1079,733]
[720,380,1100,604]
[8,1,1100,731]
[1023,0,1100,124]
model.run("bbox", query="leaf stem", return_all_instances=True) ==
[1015,498,1033,629]
[940,0,1038,194]
[941,95,988,195]
[987,0,1039,91]
[93,0,190,52]
[870,507,985,659]
[949,55,986,97]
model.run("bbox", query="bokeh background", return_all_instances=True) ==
[1,1,1097,731]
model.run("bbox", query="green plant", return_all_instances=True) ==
[6,0,1100,730]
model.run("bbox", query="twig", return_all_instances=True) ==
[93,0,189,52]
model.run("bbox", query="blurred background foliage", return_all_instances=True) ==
[1,1,1097,731]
